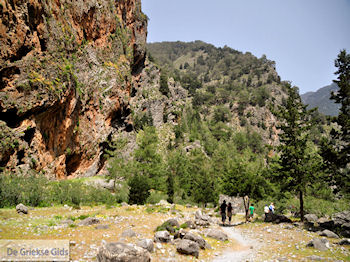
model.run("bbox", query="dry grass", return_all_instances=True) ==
[0,205,240,261]
[1,207,349,261]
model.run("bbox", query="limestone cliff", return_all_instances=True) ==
[0,0,147,178]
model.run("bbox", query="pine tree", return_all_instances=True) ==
[321,50,350,194]
[272,86,319,221]
[332,50,350,164]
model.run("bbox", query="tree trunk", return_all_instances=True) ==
[243,196,249,222]
[299,190,304,222]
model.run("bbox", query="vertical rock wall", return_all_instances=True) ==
[0,0,147,178]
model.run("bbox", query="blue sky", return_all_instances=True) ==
[142,0,350,94]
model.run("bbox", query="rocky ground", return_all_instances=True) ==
[0,204,349,261]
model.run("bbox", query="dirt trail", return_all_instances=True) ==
[213,225,258,262]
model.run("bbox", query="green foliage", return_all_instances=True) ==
[159,70,170,97]
[271,86,322,220]
[0,173,117,208]
[132,111,153,131]
[146,190,168,204]
[105,138,130,202]
[213,105,231,123]
[321,49,350,194]
[180,223,189,229]
[128,174,150,205]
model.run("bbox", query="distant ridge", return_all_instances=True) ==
[301,83,340,116]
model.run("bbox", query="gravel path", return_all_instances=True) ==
[212,225,258,262]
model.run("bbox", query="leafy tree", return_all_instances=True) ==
[321,50,350,194]
[272,86,320,221]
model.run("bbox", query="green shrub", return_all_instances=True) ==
[0,173,118,208]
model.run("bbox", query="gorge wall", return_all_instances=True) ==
[0,0,148,178]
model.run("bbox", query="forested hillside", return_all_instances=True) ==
[147,41,291,145]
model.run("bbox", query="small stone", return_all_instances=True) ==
[121,229,136,237]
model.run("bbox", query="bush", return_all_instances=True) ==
[0,173,48,207]
[0,173,118,208]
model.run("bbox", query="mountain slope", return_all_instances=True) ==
[301,83,340,116]
[147,41,289,146]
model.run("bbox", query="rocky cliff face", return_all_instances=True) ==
[0,0,147,178]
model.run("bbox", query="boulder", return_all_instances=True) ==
[203,229,228,241]
[165,218,180,228]
[195,210,211,222]
[318,229,339,239]
[176,239,199,258]
[16,203,28,214]
[338,239,350,245]
[306,238,329,251]
[304,214,318,223]
[137,239,154,253]
[264,213,292,223]
[79,217,100,226]
[332,211,350,227]
[332,211,350,237]
[121,229,136,238]
[317,217,334,229]
[154,231,171,243]
[183,232,208,249]
[96,242,150,262]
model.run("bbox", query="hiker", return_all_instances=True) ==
[264,204,269,221]
[220,200,227,225]
[227,202,233,225]
[249,203,255,222]
[269,202,275,214]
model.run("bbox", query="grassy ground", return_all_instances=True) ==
[0,205,239,261]
[0,206,349,261]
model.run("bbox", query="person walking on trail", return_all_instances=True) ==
[269,202,275,214]
[249,203,255,222]
[264,204,269,222]
[220,200,227,225]
[227,202,233,225]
